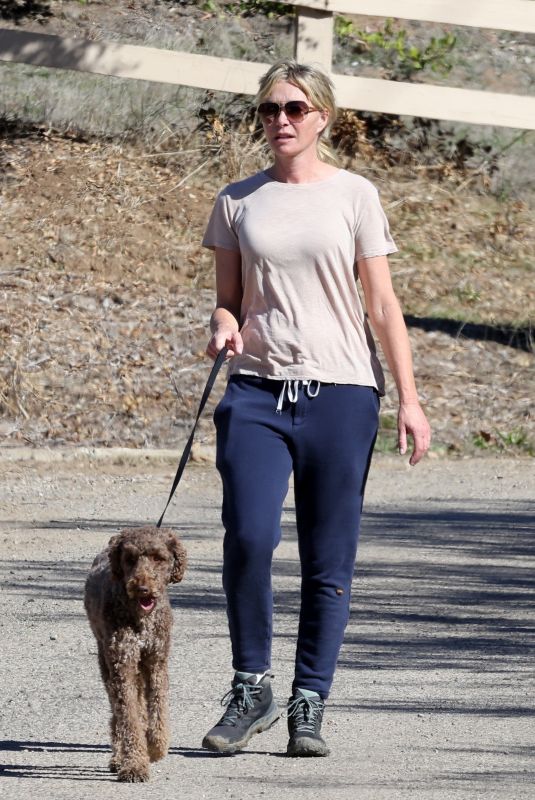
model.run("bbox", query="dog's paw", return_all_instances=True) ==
[108,757,119,774]
[117,763,150,783]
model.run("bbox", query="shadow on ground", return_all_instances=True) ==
[2,502,534,703]
[404,315,533,353]
[0,2,51,21]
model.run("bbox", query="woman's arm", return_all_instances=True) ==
[206,247,244,361]
[356,255,431,465]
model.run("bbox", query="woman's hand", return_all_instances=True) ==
[206,328,243,361]
[398,401,431,466]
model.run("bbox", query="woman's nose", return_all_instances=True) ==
[275,110,290,125]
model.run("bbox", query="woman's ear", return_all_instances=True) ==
[107,533,124,581]
[316,108,330,135]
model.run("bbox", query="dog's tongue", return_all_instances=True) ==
[139,597,155,612]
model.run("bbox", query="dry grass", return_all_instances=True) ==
[0,1,533,455]
[0,118,533,456]
[2,0,533,194]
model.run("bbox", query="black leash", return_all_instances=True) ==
[156,347,228,528]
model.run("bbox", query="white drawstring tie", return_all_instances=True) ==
[276,380,321,413]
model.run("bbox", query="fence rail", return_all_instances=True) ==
[1,0,535,130]
[284,0,535,34]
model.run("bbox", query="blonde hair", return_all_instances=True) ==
[256,60,339,165]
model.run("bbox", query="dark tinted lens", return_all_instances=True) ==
[284,101,309,120]
[256,101,310,121]
[257,103,279,119]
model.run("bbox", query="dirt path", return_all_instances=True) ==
[1,452,534,799]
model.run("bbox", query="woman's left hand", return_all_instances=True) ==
[398,401,431,466]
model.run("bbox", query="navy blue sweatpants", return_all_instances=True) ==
[214,375,379,699]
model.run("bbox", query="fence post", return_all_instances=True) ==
[294,7,333,70]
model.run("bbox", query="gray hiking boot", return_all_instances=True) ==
[202,672,280,754]
[286,688,330,757]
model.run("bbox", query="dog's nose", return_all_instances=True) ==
[137,586,151,596]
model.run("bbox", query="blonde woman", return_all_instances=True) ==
[202,60,430,757]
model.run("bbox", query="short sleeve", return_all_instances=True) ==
[202,191,240,252]
[354,182,398,261]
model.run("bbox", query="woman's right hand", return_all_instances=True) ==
[206,329,244,361]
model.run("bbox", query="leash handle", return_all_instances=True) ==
[156,346,228,528]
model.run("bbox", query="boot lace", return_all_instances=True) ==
[217,682,262,727]
[286,694,324,734]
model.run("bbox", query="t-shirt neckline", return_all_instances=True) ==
[262,168,345,187]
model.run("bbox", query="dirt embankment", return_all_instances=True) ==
[1,130,532,456]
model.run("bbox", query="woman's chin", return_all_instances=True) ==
[272,144,301,160]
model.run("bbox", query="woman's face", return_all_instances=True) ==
[259,80,329,160]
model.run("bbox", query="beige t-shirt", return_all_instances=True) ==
[202,169,397,393]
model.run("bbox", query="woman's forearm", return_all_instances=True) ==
[368,294,431,464]
[210,306,240,335]
[368,297,420,404]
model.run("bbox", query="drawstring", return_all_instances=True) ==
[276,379,321,413]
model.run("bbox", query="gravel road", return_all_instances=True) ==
[1,451,534,800]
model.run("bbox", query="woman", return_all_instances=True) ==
[201,60,431,757]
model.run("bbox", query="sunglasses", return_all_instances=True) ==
[256,101,319,123]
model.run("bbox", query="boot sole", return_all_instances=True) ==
[202,702,280,754]
[286,736,330,757]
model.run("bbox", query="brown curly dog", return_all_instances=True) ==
[84,526,187,782]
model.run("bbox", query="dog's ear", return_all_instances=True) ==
[108,533,124,581]
[165,533,187,584]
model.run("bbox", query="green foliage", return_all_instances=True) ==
[334,16,354,40]
[336,16,456,81]
[374,431,398,455]
[455,283,481,305]
[375,413,398,454]
[379,413,397,431]
[473,428,534,455]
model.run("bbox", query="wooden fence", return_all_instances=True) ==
[1,1,534,129]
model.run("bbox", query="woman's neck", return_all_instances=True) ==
[268,155,338,184]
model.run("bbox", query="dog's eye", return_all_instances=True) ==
[152,553,167,563]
